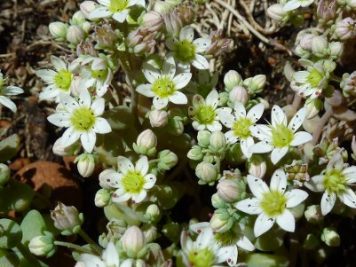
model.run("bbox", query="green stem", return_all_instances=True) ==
[78,229,102,254]
[54,241,94,254]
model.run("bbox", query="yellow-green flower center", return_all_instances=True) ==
[188,248,215,267]
[232,117,253,140]
[54,70,73,91]
[323,169,347,195]
[152,76,176,98]
[174,40,196,63]
[194,105,216,124]
[121,171,145,194]
[70,107,96,132]
[109,0,128,12]
[91,69,108,80]
[215,229,238,246]
[260,190,287,217]
[271,124,294,148]
[307,68,323,88]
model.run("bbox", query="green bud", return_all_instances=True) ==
[311,36,328,57]
[321,227,340,247]
[71,11,86,25]
[244,75,266,94]
[187,146,203,161]
[49,22,68,40]
[211,193,226,209]
[50,202,83,235]
[209,131,226,153]
[224,70,242,91]
[145,204,160,223]
[195,162,218,185]
[0,163,10,186]
[28,233,55,258]
[143,225,158,243]
[158,150,178,171]
[210,211,233,233]
[197,130,211,147]
[75,153,95,178]
[121,226,145,258]
[95,189,111,207]
[304,205,323,224]
[133,129,157,156]
[218,92,229,106]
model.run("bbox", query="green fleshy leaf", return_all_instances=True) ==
[0,248,20,267]
[0,219,22,249]
[3,181,34,212]
[0,134,21,163]
[245,253,289,267]
[20,210,46,245]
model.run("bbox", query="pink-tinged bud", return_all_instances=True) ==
[66,25,84,45]
[335,18,356,40]
[299,34,315,50]
[267,4,287,22]
[229,86,249,104]
[80,1,97,19]
[248,158,267,178]
[341,71,356,97]
[121,226,145,257]
[317,0,337,21]
[149,109,168,127]
[142,11,163,31]
[217,179,240,202]
[51,202,83,235]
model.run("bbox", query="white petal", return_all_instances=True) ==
[320,192,336,215]
[98,0,110,6]
[91,98,105,116]
[305,175,325,192]
[143,174,156,189]
[117,156,134,174]
[271,147,288,164]
[216,245,237,265]
[276,210,295,232]
[47,112,71,127]
[135,156,149,174]
[39,86,59,101]
[285,189,309,208]
[247,103,265,123]
[169,91,187,105]
[270,169,287,192]
[271,105,287,126]
[0,96,17,112]
[61,127,81,147]
[173,73,192,89]
[99,169,121,188]
[288,107,306,132]
[247,175,269,199]
[189,222,210,233]
[235,198,262,214]
[250,125,272,141]
[225,130,238,144]
[219,112,235,128]
[193,38,211,53]
[60,95,79,112]
[81,131,96,152]
[192,54,209,70]
[79,89,92,107]
[196,228,214,248]
[4,86,24,95]
[290,131,312,146]
[93,118,112,134]
[251,141,274,154]
[36,69,56,83]
[339,188,356,209]
[343,167,356,184]
[132,191,147,203]
[240,138,254,158]
[254,213,275,237]
[293,71,308,83]
[236,236,255,251]
[142,63,160,84]
[205,89,219,107]
[51,56,67,71]
[136,84,154,97]
[102,242,119,267]
[112,10,129,22]
[153,96,168,110]
[112,191,130,203]
[120,259,134,267]
[283,0,300,11]
[180,26,194,41]
[234,102,247,118]
[162,56,176,78]
[207,120,222,132]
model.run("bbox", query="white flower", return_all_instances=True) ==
[283,0,314,12]
[167,26,211,70]
[190,222,255,266]
[37,56,78,102]
[99,156,156,203]
[235,169,308,237]
[0,71,23,112]
[306,155,356,215]
[89,0,142,23]
[181,227,237,267]
[48,89,111,153]
[75,242,119,267]
[219,103,265,158]
[188,89,224,132]
[136,56,192,110]
[250,105,313,164]
[290,60,333,99]
[78,55,113,97]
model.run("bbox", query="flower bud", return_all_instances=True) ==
[149,109,168,127]
[210,211,233,233]
[0,163,10,186]
[66,25,85,45]
[244,75,266,94]
[195,162,218,185]
[158,150,178,171]
[81,21,92,33]
[329,42,343,58]
[345,0,356,9]
[218,92,229,106]
[341,71,356,97]
[248,156,267,178]
[229,86,249,104]
[299,33,314,50]
[321,227,340,247]
[209,131,226,152]
[211,193,226,208]
[303,233,320,250]
[51,202,83,235]
[80,1,97,19]
[187,146,203,161]
[95,189,111,207]
[335,18,355,40]
[49,22,68,40]
[133,129,157,156]
[145,204,160,223]
[224,70,242,91]
[75,153,95,177]
[28,233,55,257]
[71,11,86,26]
[121,226,145,257]
[267,4,287,22]
[143,226,158,243]
[142,11,163,31]
[304,205,323,224]
[217,179,242,202]
[311,36,328,57]
[197,130,211,147]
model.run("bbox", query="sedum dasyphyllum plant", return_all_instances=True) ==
[1,0,356,266]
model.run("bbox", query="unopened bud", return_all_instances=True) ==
[197,130,211,147]
[341,71,356,97]
[217,179,244,202]
[187,146,203,161]
[329,42,343,58]
[311,36,328,57]
[321,227,340,247]
[71,11,86,26]
[133,129,157,156]
[317,0,337,21]
[244,75,266,94]
[149,109,168,127]
[95,189,111,207]
[75,153,95,177]
[209,131,226,152]
[66,25,85,45]
[211,193,226,208]
[121,226,145,258]
[142,11,163,31]
[80,1,97,19]
[51,202,83,235]
[304,205,323,224]
[335,18,355,40]
[28,233,55,257]
[145,204,160,223]
[210,211,233,233]
[158,150,178,171]
[195,162,218,185]
[49,22,68,40]
[326,90,343,107]
[248,156,267,178]
[229,86,249,104]
[224,70,242,91]
[0,164,10,186]
[303,233,320,250]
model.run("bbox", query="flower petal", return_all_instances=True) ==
[193,38,211,53]
[102,242,119,267]
[216,245,237,265]
[142,63,160,84]
[254,213,275,237]
[288,107,306,132]
[47,112,71,127]
[343,167,356,184]
[51,56,67,71]
[112,191,130,203]
[205,89,219,107]
[276,210,295,232]
[179,26,194,41]
[79,89,92,107]
[339,188,356,209]
[112,10,129,22]
[91,97,105,116]
[4,86,24,96]
[240,138,254,158]
[225,130,238,144]
[250,125,272,141]
[192,54,210,70]
[207,120,222,132]
[251,141,274,154]
[153,96,168,110]
[283,0,300,11]
[270,169,287,192]
[271,105,287,126]
[0,96,17,112]
[93,118,112,134]
[132,191,147,203]
[285,189,308,208]
[247,103,265,123]
[36,69,56,84]
[173,73,192,89]
[81,131,96,152]
[235,198,262,214]
[144,174,156,189]
[163,56,176,78]
[290,131,312,146]
[236,236,255,251]
[169,92,188,105]
[61,127,80,147]
[136,84,154,98]
[247,175,269,199]
[118,156,134,174]
[99,169,121,189]
[320,192,336,215]
[219,111,234,128]
[271,147,288,164]
[136,156,149,174]
[234,102,247,118]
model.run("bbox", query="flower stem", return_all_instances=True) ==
[54,240,95,254]
[78,229,102,254]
